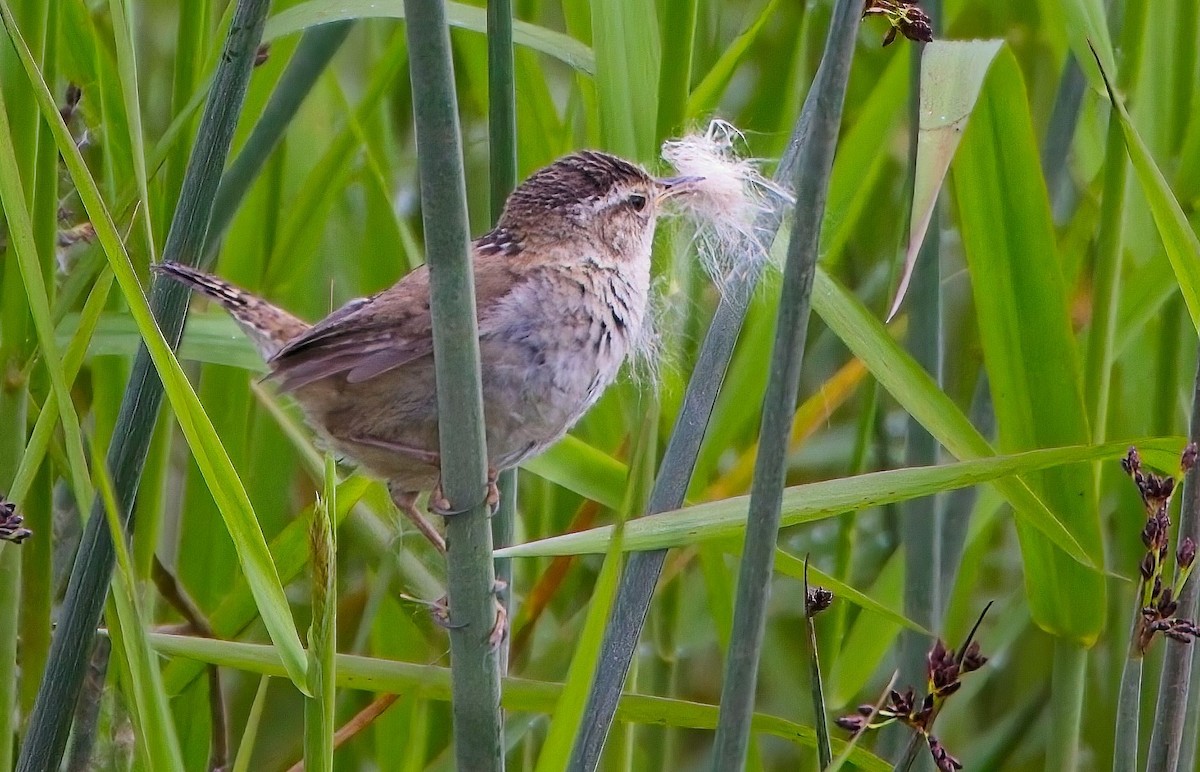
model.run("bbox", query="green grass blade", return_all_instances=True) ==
[147,635,892,771]
[812,268,1100,577]
[534,523,625,770]
[591,0,659,157]
[521,435,626,510]
[12,1,302,766]
[685,0,783,118]
[9,0,309,689]
[1093,46,1200,337]
[497,439,1175,557]
[232,676,272,772]
[1113,596,1145,772]
[0,57,92,521]
[1052,0,1117,91]
[264,0,594,74]
[487,0,518,678]
[952,46,1104,642]
[10,272,115,506]
[94,452,186,772]
[209,19,354,254]
[106,0,156,262]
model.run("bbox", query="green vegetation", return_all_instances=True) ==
[1,0,1198,769]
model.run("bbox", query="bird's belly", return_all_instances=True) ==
[290,332,625,489]
[479,332,624,468]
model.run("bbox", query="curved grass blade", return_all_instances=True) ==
[685,0,784,118]
[264,0,594,74]
[94,453,185,772]
[1092,43,1200,338]
[953,46,1104,642]
[0,53,92,516]
[886,39,1002,321]
[10,3,305,768]
[812,268,1100,577]
[497,440,1166,557]
[147,635,892,772]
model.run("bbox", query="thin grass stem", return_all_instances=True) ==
[570,7,863,763]
[709,1,861,766]
[486,0,517,678]
[403,1,504,768]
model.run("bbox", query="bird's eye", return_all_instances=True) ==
[627,193,647,212]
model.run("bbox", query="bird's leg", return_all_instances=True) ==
[430,467,501,517]
[388,486,446,554]
[353,434,499,517]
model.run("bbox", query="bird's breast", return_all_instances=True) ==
[479,261,649,465]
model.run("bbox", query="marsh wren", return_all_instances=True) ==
[157,151,699,549]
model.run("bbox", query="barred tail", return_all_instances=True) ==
[153,261,310,359]
[153,261,253,311]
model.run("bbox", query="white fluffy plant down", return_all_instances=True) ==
[660,120,793,293]
[623,120,790,388]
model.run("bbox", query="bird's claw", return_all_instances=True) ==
[488,578,509,649]
[429,469,502,517]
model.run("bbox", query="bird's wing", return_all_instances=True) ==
[268,260,522,391]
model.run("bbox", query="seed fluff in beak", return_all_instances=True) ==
[660,120,792,292]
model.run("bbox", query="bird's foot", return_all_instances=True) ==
[403,582,508,650]
[488,579,509,649]
[429,468,502,517]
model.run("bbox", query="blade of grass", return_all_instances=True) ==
[534,516,626,771]
[403,2,503,769]
[654,0,696,140]
[94,449,185,772]
[708,2,857,762]
[1092,44,1200,338]
[231,676,273,772]
[952,46,1104,643]
[803,560,832,768]
[498,438,1174,557]
[1113,596,1145,772]
[9,271,115,507]
[897,25,953,744]
[106,0,156,263]
[10,1,300,768]
[0,49,92,521]
[684,0,784,118]
[10,2,310,676]
[209,19,355,255]
[264,0,594,74]
[147,634,892,771]
[811,268,1100,577]
[591,0,659,157]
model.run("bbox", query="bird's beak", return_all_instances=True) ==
[655,175,704,200]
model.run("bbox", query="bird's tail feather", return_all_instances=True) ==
[153,261,310,359]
